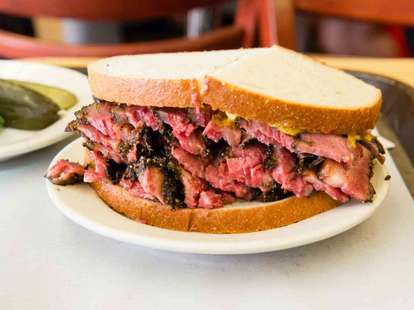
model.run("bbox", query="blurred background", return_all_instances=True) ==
[0,0,412,186]
[0,0,413,58]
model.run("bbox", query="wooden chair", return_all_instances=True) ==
[0,0,270,57]
[261,0,414,50]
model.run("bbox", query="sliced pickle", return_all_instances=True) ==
[9,79,77,110]
[0,80,60,130]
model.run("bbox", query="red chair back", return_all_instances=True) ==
[0,0,227,20]
[264,0,414,50]
[0,0,264,57]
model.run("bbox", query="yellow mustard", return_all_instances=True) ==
[225,112,302,136]
[272,125,302,136]
[347,132,373,148]
[213,112,236,128]
[347,134,361,148]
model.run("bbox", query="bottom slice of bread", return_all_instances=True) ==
[90,181,338,234]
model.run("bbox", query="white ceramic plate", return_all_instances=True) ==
[46,138,389,255]
[0,61,91,161]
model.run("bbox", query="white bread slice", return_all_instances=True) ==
[88,46,381,134]
[88,48,264,109]
[91,180,337,234]
[88,48,260,79]
[210,46,380,109]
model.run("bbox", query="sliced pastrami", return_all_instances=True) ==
[238,119,295,151]
[188,106,212,127]
[106,160,127,184]
[56,102,381,206]
[319,146,372,201]
[46,159,84,185]
[203,120,242,147]
[271,147,313,197]
[296,134,354,163]
[180,169,206,208]
[124,106,163,131]
[74,124,139,163]
[119,178,156,201]
[174,131,206,156]
[84,151,107,183]
[198,191,225,209]
[158,109,197,136]
[171,146,206,179]
[204,163,252,199]
[360,138,385,164]
[74,124,116,149]
[84,140,124,163]
[240,119,367,165]
[302,170,350,203]
[81,102,114,136]
[171,146,252,199]
[139,126,170,158]
[158,110,206,155]
[138,166,166,204]
[73,103,145,140]
[226,144,273,192]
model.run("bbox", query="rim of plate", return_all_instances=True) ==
[0,60,91,160]
[46,138,389,255]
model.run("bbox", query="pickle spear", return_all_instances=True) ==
[9,79,77,110]
[0,80,60,130]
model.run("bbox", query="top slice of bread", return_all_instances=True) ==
[88,46,382,134]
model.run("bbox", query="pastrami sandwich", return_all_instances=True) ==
[47,46,385,233]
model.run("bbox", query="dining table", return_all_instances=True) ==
[1,55,413,310]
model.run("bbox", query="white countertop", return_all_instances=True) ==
[1,138,413,310]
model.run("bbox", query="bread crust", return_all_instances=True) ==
[203,77,382,135]
[90,181,338,234]
[88,69,381,135]
[89,72,198,109]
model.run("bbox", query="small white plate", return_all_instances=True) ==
[46,138,390,255]
[0,61,91,161]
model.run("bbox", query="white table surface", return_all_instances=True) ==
[1,137,413,310]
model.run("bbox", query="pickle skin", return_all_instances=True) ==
[9,79,77,110]
[0,79,60,130]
